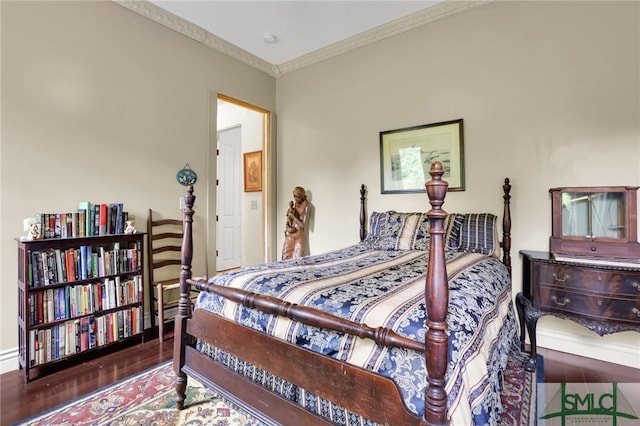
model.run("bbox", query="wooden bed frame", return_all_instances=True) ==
[173,162,512,426]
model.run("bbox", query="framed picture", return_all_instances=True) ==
[380,119,464,193]
[243,150,263,192]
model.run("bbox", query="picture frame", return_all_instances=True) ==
[379,119,464,193]
[243,150,263,192]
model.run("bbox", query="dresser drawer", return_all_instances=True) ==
[535,262,640,296]
[534,285,640,324]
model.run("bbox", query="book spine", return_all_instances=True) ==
[99,204,107,236]
[54,214,62,238]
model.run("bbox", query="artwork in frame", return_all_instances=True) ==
[243,150,263,192]
[379,119,464,193]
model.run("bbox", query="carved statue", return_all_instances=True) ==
[281,186,309,260]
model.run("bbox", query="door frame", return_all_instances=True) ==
[208,93,272,274]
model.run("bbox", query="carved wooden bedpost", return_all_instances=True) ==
[502,178,512,276]
[424,161,449,426]
[173,184,195,410]
[359,184,367,242]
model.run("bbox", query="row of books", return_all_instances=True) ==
[28,307,142,367]
[29,243,141,287]
[37,201,128,239]
[27,275,143,326]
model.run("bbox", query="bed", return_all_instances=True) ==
[172,161,516,426]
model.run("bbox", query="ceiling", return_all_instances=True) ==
[150,1,441,65]
[117,0,486,77]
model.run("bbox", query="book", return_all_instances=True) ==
[93,205,100,236]
[77,209,86,237]
[99,204,108,235]
[115,203,124,234]
[54,214,62,238]
[78,201,91,237]
[46,289,54,324]
[65,213,73,238]
[65,249,76,282]
[29,330,36,367]
[79,317,89,352]
[65,320,75,356]
[31,251,41,287]
[54,249,65,283]
[117,310,124,340]
[40,252,50,286]
[88,315,96,349]
[91,252,98,278]
[106,204,114,234]
[78,246,87,280]
[36,292,44,325]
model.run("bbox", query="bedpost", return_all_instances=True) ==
[424,161,449,426]
[173,184,195,410]
[359,184,367,242]
[502,178,512,276]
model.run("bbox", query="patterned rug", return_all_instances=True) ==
[15,349,539,425]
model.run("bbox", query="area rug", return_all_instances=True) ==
[15,349,540,426]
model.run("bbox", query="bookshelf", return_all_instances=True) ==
[16,232,145,382]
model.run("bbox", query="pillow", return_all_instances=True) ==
[411,214,431,250]
[458,213,500,257]
[363,211,386,243]
[367,211,423,250]
[412,213,464,251]
[365,211,464,251]
[443,213,465,251]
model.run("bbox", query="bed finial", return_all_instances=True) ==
[359,184,367,242]
[424,161,449,426]
[502,178,512,276]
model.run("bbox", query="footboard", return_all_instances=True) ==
[183,308,427,425]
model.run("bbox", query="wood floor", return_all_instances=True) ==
[1,335,638,425]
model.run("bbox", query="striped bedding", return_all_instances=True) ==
[196,243,518,425]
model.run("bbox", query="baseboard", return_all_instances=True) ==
[0,346,18,375]
[537,328,640,368]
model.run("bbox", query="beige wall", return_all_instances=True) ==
[0,1,275,371]
[275,1,640,367]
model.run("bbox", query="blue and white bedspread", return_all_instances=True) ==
[196,244,518,425]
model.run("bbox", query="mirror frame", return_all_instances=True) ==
[549,186,640,259]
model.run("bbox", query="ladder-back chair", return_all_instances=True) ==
[147,209,185,340]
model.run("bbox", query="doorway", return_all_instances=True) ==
[214,95,271,272]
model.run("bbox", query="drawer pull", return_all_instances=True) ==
[552,273,570,282]
[632,282,640,292]
[633,308,640,318]
[552,296,571,306]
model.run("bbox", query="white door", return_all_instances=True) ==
[216,126,242,270]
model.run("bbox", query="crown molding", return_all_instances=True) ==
[113,0,489,78]
[113,0,276,76]
[277,1,489,75]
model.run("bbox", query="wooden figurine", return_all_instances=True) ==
[281,186,309,260]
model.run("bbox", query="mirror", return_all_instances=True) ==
[550,186,640,259]
[561,191,626,239]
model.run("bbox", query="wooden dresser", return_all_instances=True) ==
[516,250,640,371]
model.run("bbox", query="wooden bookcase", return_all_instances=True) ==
[16,233,145,382]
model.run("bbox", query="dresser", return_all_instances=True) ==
[516,250,640,372]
